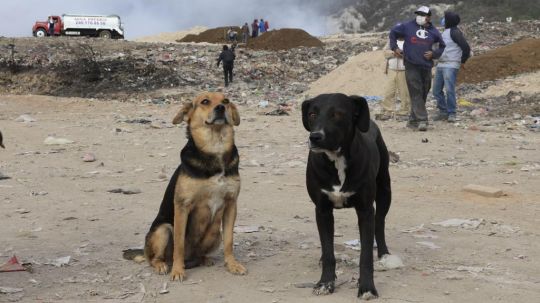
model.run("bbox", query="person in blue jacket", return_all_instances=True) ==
[259,19,266,34]
[389,6,446,131]
[432,11,471,123]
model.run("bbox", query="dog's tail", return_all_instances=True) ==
[122,249,146,263]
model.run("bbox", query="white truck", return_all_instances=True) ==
[32,14,124,39]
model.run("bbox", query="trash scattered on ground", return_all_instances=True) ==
[0,286,23,294]
[343,239,377,251]
[462,184,504,197]
[44,136,74,145]
[375,254,404,271]
[388,151,400,163]
[15,114,36,123]
[432,218,484,229]
[82,153,96,162]
[159,282,169,295]
[234,225,262,233]
[416,241,441,249]
[108,188,142,195]
[44,256,71,267]
[0,256,26,272]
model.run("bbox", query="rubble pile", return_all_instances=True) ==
[461,20,540,54]
[458,38,540,84]
[0,37,369,102]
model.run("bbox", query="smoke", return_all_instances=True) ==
[2,0,352,39]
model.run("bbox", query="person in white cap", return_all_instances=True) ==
[389,6,446,131]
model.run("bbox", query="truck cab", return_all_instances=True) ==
[32,16,62,37]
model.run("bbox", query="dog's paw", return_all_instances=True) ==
[151,260,169,275]
[225,260,247,275]
[357,284,378,300]
[170,265,186,282]
[313,281,335,296]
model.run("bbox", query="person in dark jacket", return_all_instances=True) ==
[251,19,259,38]
[389,6,446,131]
[432,11,471,123]
[217,45,236,87]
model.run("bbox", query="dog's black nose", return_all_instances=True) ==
[309,132,324,143]
[215,104,225,113]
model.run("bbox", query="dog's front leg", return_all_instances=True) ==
[313,206,336,295]
[222,197,247,275]
[170,202,188,281]
[355,205,378,300]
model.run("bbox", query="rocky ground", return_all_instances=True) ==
[1,21,539,303]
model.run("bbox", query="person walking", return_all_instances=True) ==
[389,6,446,131]
[241,22,250,44]
[264,20,269,31]
[377,37,410,121]
[251,19,259,38]
[217,45,236,87]
[432,11,471,123]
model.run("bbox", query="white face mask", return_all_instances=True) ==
[397,40,404,50]
[416,16,427,26]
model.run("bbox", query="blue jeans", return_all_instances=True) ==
[433,67,458,115]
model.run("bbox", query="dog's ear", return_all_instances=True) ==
[350,95,370,132]
[229,102,241,126]
[301,99,312,131]
[172,102,194,124]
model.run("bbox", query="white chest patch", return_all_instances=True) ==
[321,151,355,208]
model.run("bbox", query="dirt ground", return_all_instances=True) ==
[1,93,539,303]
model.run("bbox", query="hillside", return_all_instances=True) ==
[328,0,540,33]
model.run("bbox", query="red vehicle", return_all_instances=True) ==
[32,15,62,37]
[32,14,124,39]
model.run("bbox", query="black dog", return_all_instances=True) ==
[302,93,392,299]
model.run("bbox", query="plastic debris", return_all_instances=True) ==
[0,256,26,272]
[44,136,74,145]
[44,256,71,267]
[432,218,484,229]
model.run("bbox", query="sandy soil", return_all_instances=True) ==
[0,93,539,303]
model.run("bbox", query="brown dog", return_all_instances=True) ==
[124,92,246,280]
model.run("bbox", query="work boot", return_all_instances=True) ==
[406,121,418,129]
[417,121,428,131]
[433,113,448,121]
[447,114,457,123]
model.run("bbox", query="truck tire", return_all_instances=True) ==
[35,28,47,38]
[99,30,111,39]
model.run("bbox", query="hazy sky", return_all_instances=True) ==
[3,0,340,39]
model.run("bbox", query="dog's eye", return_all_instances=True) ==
[201,99,210,105]
[309,112,317,119]
[222,99,230,104]
[334,112,343,119]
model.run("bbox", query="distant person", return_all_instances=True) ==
[48,16,55,36]
[377,37,410,121]
[389,6,445,131]
[241,22,250,43]
[227,27,238,42]
[217,45,236,87]
[264,20,269,31]
[432,11,471,123]
[252,19,259,38]
[259,19,266,34]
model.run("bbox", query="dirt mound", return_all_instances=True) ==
[178,26,240,44]
[179,27,323,50]
[306,50,386,97]
[458,38,540,84]
[246,28,323,50]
